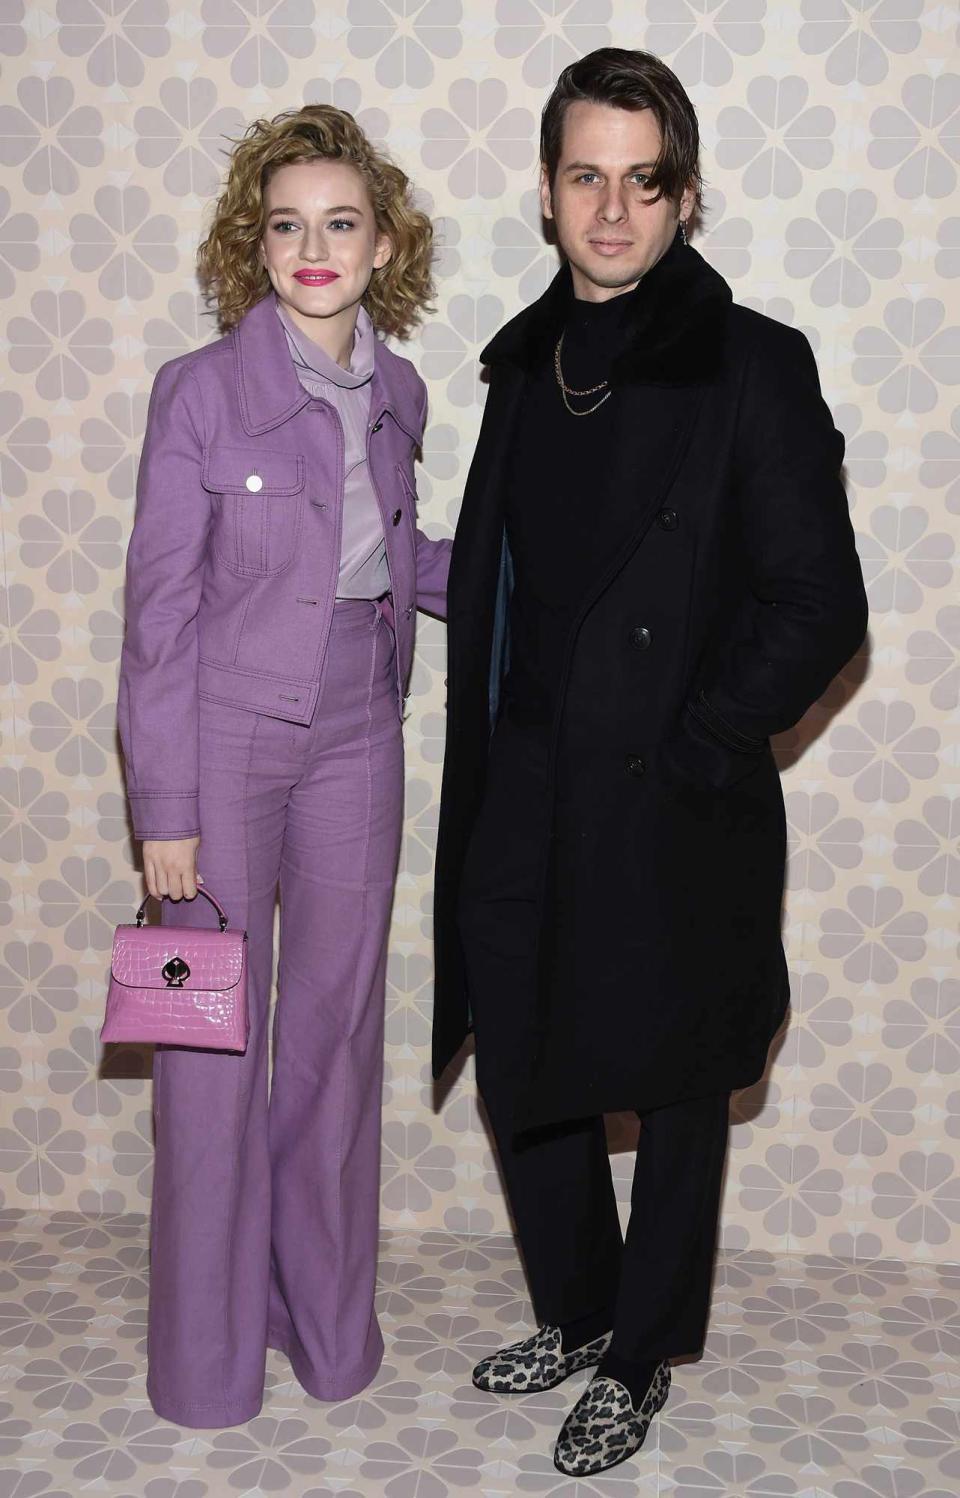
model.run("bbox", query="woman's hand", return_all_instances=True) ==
[142,837,202,902]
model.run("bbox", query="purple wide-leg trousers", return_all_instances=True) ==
[146,599,404,1427]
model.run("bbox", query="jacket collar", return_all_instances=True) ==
[233,289,421,439]
[480,226,732,386]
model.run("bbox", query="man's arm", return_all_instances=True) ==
[666,323,868,791]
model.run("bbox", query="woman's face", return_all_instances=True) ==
[258,159,392,337]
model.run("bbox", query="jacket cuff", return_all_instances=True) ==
[128,792,200,841]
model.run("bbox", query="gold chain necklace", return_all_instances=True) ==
[553,330,613,416]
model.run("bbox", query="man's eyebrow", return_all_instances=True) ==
[266,204,366,216]
[562,162,658,174]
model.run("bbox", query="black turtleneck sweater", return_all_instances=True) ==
[501,281,639,728]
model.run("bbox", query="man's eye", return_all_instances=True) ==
[632,174,650,187]
[577,173,600,185]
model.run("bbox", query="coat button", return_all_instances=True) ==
[404,604,413,618]
[625,754,646,777]
[245,473,263,492]
[392,509,402,526]
[656,507,678,530]
[629,625,651,649]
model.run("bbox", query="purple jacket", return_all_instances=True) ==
[118,292,451,840]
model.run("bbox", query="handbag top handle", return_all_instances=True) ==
[134,887,230,933]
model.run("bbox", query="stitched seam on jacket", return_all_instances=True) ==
[687,689,765,753]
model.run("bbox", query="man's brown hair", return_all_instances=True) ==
[540,47,704,218]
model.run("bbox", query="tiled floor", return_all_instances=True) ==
[1,1214,957,1496]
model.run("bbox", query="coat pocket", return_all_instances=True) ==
[200,446,305,576]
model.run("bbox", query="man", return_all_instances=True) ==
[431,47,868,1477]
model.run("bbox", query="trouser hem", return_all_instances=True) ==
[145,1382,264,1429]
[267,1326,385,1402]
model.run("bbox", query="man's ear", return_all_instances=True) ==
[539,163,554,222]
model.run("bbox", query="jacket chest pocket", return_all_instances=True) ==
[201,446,305,576]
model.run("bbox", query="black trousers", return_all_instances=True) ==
[457,710,730,1363]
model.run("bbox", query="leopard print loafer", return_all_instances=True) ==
[553,1361,671,1475]
[472,1324,613,1394]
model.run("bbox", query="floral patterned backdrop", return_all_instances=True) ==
[0,0,958,1268]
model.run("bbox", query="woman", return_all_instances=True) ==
[117,104,449,1428]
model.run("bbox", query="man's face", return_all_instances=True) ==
[540,100,696,303]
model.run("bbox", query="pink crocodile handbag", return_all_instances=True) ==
[100,888,249,1052]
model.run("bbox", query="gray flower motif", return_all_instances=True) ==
[872,1151,960,1246]
[448,1379,561,1444]
[419,1211,516,1273]
[780,969,853,1069]
[656,1381,720,1455]
[376,1261,444,1318]
[691,1328,786,1399]
[7,290,113,401]
[729,1076,781,1146]
[78,1242,149,1302]
[16,1341,137,1412]
[0,876,13,928]
[0,389,52,499]
[948,1089,960,1142]
[57,0,171,87]
[420,294,504,406]
[716,76,835,199]
[836,1466,955,1498]
[470,1265,530,1325]
[879,1291,960,1358]
[38,855,136,952]
[347,0,462,89]
[806,1229,909,1299]
[920,404,960,514]
[820,883,927,984]
[0,940,77,1036]
[696,185,754,281]
[799,0,922,86]
[492,188,557,304]
[69,185,178,301]
[671,1450,799,1498]
[110,1109,155,1200]
[835,402,888,501]
[852,297,960,414]
[785,189,902,307]
[0,1106,85,1196]
[901,1406,960,1478]
[381,1120,456,1211]
[0,768,70,866]
[827,699,940,803]
[360,1424,484,1493]
[785,790,863,891]
[53,1405,179,1480]
[322,1363,420,1432]
[869,74,960,199]
[809,1061,916,1156]
[385,951,434,1047]
[80,389,150,501]
[205,1414,330,1484]
[738,1144,844,1239]
[134,77,245,198]
[741,1282,849,1344]
[0,185,40,301]
[936,214,960,278]
[421,79,536,200]
[817,1340,932,1409]
[894,795,960,897]
[748,1391,868,1464]
[906,605,959,712]
[49,1026,139,1118]
[89,587,126,666]
[859,504,954,616]
[882,976,960,1076]
[398,777,437,877]
[495,0,612,89]
[0,584,60,686]
[29,677,116,778]
[0,1287,95,1349]
[0,75,103,194]
[644,0,765,89]
[143,289,220,374]
[0,0,26,55]
[19,489,123,595]
[389,1311,497,1374]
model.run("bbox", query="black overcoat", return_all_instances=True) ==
[431,232,869,1135]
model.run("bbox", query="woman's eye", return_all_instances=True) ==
[273,220,298,233]
[329,219,355,231]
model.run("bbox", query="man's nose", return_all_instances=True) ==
[598,187,627,223]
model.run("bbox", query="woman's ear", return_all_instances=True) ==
[373,231,393,271]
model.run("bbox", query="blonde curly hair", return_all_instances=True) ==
[197,104,435,339]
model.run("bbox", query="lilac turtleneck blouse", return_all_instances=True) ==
[274,292,390,600]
